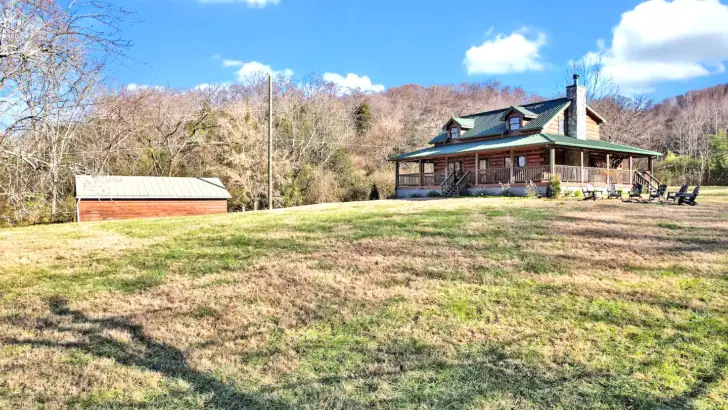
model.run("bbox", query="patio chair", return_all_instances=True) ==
[667,184,688,202]
[582,183,598,201]
[626,183,643,201]
[606,184,622,199]
[677,186,700,206]
[649,184,668,201]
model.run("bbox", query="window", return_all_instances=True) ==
[479,159,488,169]
[450,127,459,139]
[447,161,463,176]
[509,117,521,131]
[558,117,565,134]
[517,156,527,167]
[504,157,513,168]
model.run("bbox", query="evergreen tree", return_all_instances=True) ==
[354,102,373,135]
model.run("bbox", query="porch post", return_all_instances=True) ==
[549,147,555,179]
[648,156,654,175]
[606,153,611,185]
[628,156,633,184]
[418,160,424,188]
[510,150,514,183]
[580,150,584,183]
[475,153,479,185]
[445,156,449,183]
[395,161,400,191]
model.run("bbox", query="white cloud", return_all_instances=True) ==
[126,84,165,92]
[222,59,244,67]
[322,72,385,93]
[582,0,728,91]
[217,57,294,82]
[464,27,547,74]
[198,0,280,8]
[227,61,294,81]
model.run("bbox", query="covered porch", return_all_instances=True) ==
[395,146,656,193]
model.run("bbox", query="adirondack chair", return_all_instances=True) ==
[606,184,622,199]
[667,184,688,201]
[627,183,643,201]
[582,183,598,201]
[677,186,700,206]
[649,184,668,200]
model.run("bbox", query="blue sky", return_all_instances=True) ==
[108,0,728,100]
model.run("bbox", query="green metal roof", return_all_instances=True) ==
[542,134,662,156]
[521,100,571,131]
[500,106,537,120]
[428,131,449,144]
[391,134,551,161]
[392,133,662,161]
[453,98,571,140]
[443,117,475,130]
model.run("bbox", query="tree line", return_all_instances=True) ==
[1,0,727,226]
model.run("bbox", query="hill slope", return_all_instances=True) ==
[1,194,728,408]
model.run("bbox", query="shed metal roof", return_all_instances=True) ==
[75,175,232,199]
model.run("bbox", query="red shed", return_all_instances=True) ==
[75,175,231,222]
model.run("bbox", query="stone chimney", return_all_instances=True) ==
[566,74,586,140]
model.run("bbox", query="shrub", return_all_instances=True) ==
[546,175,562,199]
[427,190,442,198]
[369,184,380,200]
[525,180,537,198]
[459,189,472,197]
[573,189,583,198]
[499,182,511,197]
[409,193,422,198]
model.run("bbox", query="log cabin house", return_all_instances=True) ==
[391,75,662,197]
[75,175,231,222]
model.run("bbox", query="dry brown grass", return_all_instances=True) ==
[1,191,727,408]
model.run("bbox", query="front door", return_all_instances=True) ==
[448,161,463,180]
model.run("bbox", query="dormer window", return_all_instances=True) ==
[450,127,459,139]
[509,117,521,131]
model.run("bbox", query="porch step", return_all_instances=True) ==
[442,184,467,197]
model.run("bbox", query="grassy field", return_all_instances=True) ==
[1,188,727,409]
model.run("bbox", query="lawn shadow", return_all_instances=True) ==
[3,297,294,409]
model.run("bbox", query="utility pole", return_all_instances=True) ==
[268,74,273,210]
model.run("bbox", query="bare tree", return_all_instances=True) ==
[565,57,619,103]
[0,0,130,221]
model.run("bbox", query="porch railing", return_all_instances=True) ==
[397,172,441,187]
[400,166,638,187]
[479,167,511,184]
[513,165,550,182]
[398,173,420,187]
[555,165,635,184]
[609,170,633,185]
[554,165,581,182]
[422,172,436,186]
